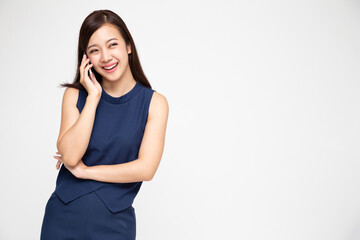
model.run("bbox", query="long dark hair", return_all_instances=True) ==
[60,9,151,89]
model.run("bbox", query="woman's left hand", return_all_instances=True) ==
[53,152,88,179]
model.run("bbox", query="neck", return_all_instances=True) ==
[101,65,136,97]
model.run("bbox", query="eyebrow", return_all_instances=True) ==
[87,38,118,50]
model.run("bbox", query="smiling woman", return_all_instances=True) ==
[40,9,169,240]
[85,24,132,81]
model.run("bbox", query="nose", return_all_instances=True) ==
[100,49,112,63]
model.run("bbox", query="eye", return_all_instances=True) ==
[89,49,97,54]
[110,43,118,47]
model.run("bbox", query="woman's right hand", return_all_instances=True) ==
[79,53,102,100]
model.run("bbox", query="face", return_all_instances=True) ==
[86,23,132,82]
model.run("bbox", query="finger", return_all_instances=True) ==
[80,54,87,70]
[84,64,93,81]
[81,62,91,81]
[85,63,93,74]
[80,61,90,81]
[81,53,87,64]
[90,73,96,84]
[89,69,94,81]
[80,58,90,80]
[81,57,90,69]
[53,156,62,162]
[56,160,62,170]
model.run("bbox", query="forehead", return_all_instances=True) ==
[88,24,123,44]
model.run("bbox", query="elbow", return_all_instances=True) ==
[65,161,77,168]
[140,160,159,181]
[61,155,78,168]
[143,175,153,182]
[57,141,79,168]
[143,170,155,182]
[144,175,153,182]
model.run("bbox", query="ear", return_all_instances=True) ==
[127,43,132,54]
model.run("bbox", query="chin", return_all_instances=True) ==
[106,72,123,81]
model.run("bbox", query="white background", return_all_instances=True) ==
[0,0,359,239]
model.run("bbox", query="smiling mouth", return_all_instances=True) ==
[102,63,118,70]
[102,63,118,73]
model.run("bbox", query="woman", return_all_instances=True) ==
[40,9,169,240]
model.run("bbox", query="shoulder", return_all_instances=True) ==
[62,87,80,105]
[149,91,169,119]
[63,86,79,97]
[151,91,168,110]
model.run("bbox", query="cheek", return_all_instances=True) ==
[114,48,128,59]
[118,51,129,63]
[89,56,101,70]
[89,55,99,64]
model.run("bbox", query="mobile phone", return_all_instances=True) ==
[84,52,94,78]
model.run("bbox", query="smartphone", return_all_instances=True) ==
[84,52,94,78]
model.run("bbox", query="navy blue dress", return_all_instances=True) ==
[41,81,155,240]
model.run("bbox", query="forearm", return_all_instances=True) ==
[84,159,152,183]
[57,96,99,167]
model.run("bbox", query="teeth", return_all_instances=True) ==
[104,63,117,70]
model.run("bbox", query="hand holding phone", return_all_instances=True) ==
[80,52,102,99]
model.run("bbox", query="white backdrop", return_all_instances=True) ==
[0,0,359,239]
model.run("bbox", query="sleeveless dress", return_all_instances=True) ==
[40,81,155,240]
